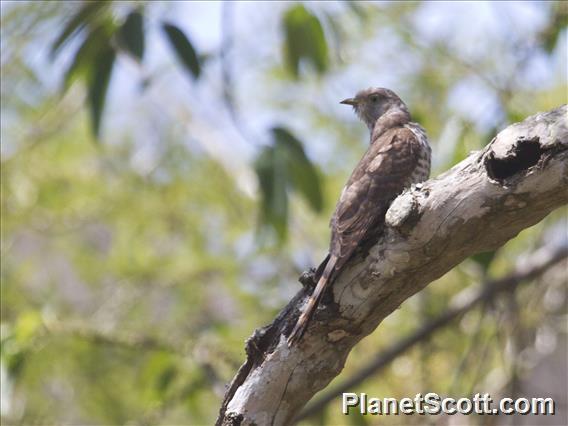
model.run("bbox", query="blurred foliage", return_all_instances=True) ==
[116,10,145,62]
[255,127,323,240]
[539,1,568,52]
[1,1,567,425]
[162,22,201,81]
[283,4,329,78]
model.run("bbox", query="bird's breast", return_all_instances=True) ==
[405,123,432,183]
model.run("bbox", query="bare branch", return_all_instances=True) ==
[217,105,568,426]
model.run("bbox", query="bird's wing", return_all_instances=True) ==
[330,127,422,269]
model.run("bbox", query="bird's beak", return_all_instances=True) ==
[340,97,358,106]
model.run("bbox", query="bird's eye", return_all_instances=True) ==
[370,95,379,103]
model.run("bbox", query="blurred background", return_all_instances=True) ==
[1,1,567,425]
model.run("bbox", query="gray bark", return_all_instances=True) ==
[217,105,568,426]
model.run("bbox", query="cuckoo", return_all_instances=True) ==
[287,87,432,346]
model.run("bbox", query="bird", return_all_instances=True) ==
[287,87,431,346]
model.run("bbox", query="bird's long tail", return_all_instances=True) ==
[287,256,337,346]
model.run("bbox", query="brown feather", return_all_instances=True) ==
[287,255,337,346]
[287,88,431,346]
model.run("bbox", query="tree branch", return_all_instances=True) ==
[296,242,568,421]
[217,105,568,426]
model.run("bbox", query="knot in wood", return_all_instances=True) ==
[385,191,421,234]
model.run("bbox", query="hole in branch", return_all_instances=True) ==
[485,137,542,182]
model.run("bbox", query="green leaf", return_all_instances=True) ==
[470,250,497,275]
[50,1,108,60]
[5,349,27,378]
[116,10,144,62]
[156,365,177,395]
[60,19,117,135]
[63,23,114,90]
[272,127,323,212]
[255,146,289,240]
[283,5,329,78]
[540,2,568,53]
[87,45,116,138]
[162,22,201,79]
[254,127,323,241]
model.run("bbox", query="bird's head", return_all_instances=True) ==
[341,87,409,130]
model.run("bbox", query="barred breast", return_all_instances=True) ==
[405,122,431,184]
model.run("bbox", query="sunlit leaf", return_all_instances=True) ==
[116,10,144,62]
[87,45,116,138]
[272,127,323,212]
[50,1,108,60]
[162,22,201,79]
[15,310,42,343]
[283,5,329,78]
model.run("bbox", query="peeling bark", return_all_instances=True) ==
[216,105,568,426]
